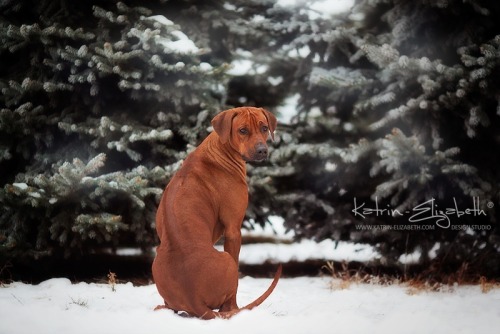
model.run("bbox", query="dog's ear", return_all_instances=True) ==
[211,109,237,144]
[261,108,277,141]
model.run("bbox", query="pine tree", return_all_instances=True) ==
[0,0,226,260]
[244,0,500,275]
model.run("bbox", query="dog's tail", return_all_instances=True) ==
[216,264,282,319]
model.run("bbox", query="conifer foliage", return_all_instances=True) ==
[245,0,500,273]
[0,0,225,259]
[1,0,499,276]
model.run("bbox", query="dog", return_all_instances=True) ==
[152,107,281,319]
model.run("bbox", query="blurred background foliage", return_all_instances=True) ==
[1,0,499,278]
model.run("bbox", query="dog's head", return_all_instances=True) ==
[212,107,277,162]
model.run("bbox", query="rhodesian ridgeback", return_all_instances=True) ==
[152,107,281,319]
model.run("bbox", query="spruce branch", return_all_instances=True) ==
[369,128,491,211]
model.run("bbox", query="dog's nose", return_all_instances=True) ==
[255,143,268,160]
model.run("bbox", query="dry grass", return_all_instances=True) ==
[107,271,117,292]
[405,279,452,295]
[322,261,352,290]
[479,276,500,293]
[322,261,397,291]
[69,297,89,308]
[322,260,500,294]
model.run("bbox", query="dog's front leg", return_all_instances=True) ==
[223,226,242,265]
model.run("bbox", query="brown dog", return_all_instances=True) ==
[152,107,281,319]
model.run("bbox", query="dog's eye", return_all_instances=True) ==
[239,128,249,135]
[261,126,268,133]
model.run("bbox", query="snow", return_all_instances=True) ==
[267,76,283,86]
[247,216,293,239]
[148,15,174,26]
[227,59,254,76]
[308,0,355,19]
[288,45,311,58]
[12,183,28,190]
[398,249,422,265]
[276,93,300,124]
[237,217,380,264]
[276,0,355,19]
[199,62,213,72]
[156,31,200,54]
[238,239,378,264]
[3,217,497,333]
[227,59,269,76]
[2,276,499,334]
[223,2,238,11]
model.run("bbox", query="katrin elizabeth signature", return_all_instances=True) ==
[352,197,487,228]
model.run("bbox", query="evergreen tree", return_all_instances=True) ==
[2,0,499,279]
[243,0,500,275]
[0,0,226,260]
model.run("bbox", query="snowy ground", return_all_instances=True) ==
[2,276,499,334]
[236,216,380,265]
[1,218,499,334]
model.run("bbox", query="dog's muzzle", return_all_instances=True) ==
[252,143,268,161]
[242,143,269,162]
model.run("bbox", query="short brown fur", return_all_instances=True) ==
[152,107,280,319]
